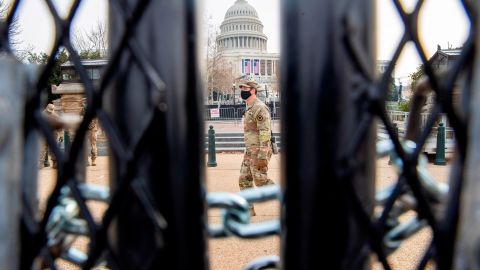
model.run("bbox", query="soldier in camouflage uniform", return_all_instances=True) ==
[81,104,98,166]
[39,103,61,169]
[238,79,275,216]
[87,118,98,166]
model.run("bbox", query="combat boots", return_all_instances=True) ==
[250,205,256,216]
[91,152,97,166]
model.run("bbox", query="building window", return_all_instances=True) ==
[260,59,266,75]
[86,68,101,80]
[242,59,251,75]
[253,59,259,75]
[62,68,79,81]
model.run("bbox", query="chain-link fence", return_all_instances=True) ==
[0,0,478,269]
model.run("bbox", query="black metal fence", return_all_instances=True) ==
[0,0,478,269]
[204,107,281,121]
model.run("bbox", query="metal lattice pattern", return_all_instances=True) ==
[0,0,478,269]
[343,1,473,268]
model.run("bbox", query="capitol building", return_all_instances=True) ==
[216,0,280,99]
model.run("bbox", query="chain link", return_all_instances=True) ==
[243,256,280,270]
[45,184,111,266]
[376,139,448,253]
[207,185,281,238]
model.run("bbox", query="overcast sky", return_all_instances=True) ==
[14,0,469,83]
[15,0,107,53]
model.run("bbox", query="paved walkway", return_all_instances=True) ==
[38,151,451,269]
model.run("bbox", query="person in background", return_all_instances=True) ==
[81,104,98,166]
[39,103,61,169]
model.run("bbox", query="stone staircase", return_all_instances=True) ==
[84,125,453,155]
[205,132,282,152]
[87,133,282,155]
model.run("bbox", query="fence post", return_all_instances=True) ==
[434,122,446,165]
[281,0,375,268]
[107,0,207,268]
[207,125,217,167]
[0,55,29,270]
[64,130,71,153]
[454,2,480,262]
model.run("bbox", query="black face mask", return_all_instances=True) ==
[241,90,252,100]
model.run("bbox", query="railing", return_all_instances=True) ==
[387,111,452,129]
[205,107,281,121]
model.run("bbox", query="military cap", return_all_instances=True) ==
[239,78,261,89]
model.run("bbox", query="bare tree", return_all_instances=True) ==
[205,18,235,104]
[72,20,108,58]
[0,0,24,57]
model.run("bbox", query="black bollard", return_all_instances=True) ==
[207,125,217,167]
[434,122,446,165]
[388,123,399,165]
[64,130,71,153]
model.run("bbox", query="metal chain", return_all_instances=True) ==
[376,139,448,253]
[207,185,281,238]
[45,184,110,266]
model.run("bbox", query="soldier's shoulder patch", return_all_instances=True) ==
[256,114,264,122]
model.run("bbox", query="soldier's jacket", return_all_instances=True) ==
[88,118,98,131]
[243,98,271,160]
[43,109,61,141]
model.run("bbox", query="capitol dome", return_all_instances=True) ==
[216,0,268,52]
[224,0,259,19]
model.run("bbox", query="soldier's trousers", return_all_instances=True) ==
[239,148,275,190]
[87,130,97,162]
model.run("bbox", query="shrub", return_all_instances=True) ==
[398,100,411,112]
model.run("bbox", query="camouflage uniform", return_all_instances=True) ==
[239,98,275,190]
[39,104,60,169]
[81,103,99,166]
[87,118,98,166]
